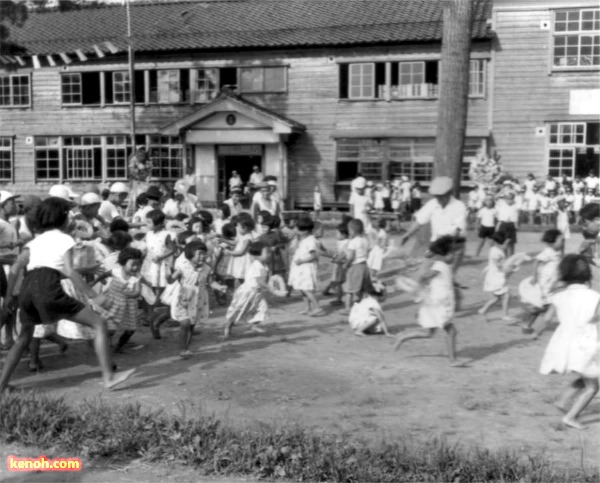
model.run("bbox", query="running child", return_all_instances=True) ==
[478,231,513,322]
[475,195,497,257]
[342,219,371,315]
[0,197,135,393]
[394,235,460,365]
[288,217,324,316]
[224,241,272,337]
[226,216,255,287]
[533,255,599,429]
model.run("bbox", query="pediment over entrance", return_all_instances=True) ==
[160,91,305,136]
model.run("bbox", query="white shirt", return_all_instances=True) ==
[0,218,18,257]
[585,176,599,190]
[477,207,497,227]
[249,172,264,186]
[496,201,519,223]
[352,194,372,227]
[524,179,536,192]
[415,197,467,241]
[348,236,368,264]
[27,229,75,275]
[99,200,121,223]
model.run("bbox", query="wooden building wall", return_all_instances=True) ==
[491,2,600,180]
[0,42,492,204]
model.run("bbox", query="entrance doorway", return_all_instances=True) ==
[217,145,263,203]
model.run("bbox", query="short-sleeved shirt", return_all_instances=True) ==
[244,259,268,290]
[477,207,497,227]
[27,229,75,275]
[0,218,18,258]
[348,236,368,264]
[415,197,467,241]
[99,200,121,223]
[496,201,519,223]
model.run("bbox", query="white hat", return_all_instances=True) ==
[367,180,374,187]
[110,182,130,193]
[0,190,20,205]
[80,192,102,206]
[49,184,78,200]
[429,176,454,195]
[354,178,366,189]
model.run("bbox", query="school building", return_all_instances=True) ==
[0,0,598,207]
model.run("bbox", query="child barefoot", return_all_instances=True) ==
[166,240,217,357]
[323,222,349,306]
[226,216,255,288]
[475,195,497,257]
[224,241,272,337]
[341,219,371,315]
[394,235,460,365]
[0,197,135,393]
[478,231,513,322]
[348,289,394,337]
[287,217,324,316]
[367,218,390,281]
[534,255,599,429]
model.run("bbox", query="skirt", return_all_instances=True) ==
[367,246,384,272]
[19,268,85,326]
[225,285,267,325]
[343,262,371,294]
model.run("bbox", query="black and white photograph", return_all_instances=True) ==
[0,0,599,481]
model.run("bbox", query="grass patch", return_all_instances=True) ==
[1,391,597,482]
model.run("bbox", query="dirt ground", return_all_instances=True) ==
[1,230,599,481]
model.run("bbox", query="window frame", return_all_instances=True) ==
[347,63,376,100]
[112,71,131,104]
[238,66,287,94]
[468,59,486,98]
[0,137,14,182]
[552,8,600,70]
[193,68,220,103]
[61,73,83,105]
[549,122,587,145]
[34,136,62,181]
[0,73,31,108]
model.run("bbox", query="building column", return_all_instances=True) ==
[194,144,216,202]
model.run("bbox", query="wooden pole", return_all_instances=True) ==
[434,0,475,197]
[126,0,136,150]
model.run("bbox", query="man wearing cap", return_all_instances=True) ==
[350,178,373,229]
[99,182,129,223]
[349,172,367,208]
[74,192,109,239]
[401,176,468,276]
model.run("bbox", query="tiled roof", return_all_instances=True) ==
[4,0,492,57]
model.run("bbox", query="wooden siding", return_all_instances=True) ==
[0,43,492,204]
[491,6,600,180]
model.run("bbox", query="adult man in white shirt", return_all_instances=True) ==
[99,182,129,224]
[349,172,367,208]
[350,177,373,229]
[584,171,599,192]
[248,165,264,188]
[401,176,468,277]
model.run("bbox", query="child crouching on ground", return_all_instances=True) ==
[224,241,273,337]
[394,235,461,366]
[348,288,393,337]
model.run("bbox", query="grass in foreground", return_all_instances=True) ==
[0,391,597,482]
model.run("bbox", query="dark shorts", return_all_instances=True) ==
[0,265,6,298]
[497,222,517,244]
[18,268,85,326]
[478,226,495,239]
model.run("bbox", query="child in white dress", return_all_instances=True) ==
[478,231,512,321]
[225,241,274,337]
[288,217,324,316]
[348,292,393,337]
[394,235,460,365]
[367,218,390,280]
[226,217,255,287]
[522,229,564,333]
[533,255,600,429]
[141,209,176,294]
[313,185,322,220]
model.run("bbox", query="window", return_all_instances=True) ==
[348,63,375,99]
[468,60,485,97]
[149,135,183,179]
[553,8,600,68]
[548,148,575,178]
[35,137,61,180]
[106,136,130,180]
[239,66,286,93]
[63,136,102,180]
[0,74,30,107]
[399,62,425,98]
[113,72,130,103]
[549,123,586,144]
[61,73,81,105]
[0,138,13,181]
[157,70,181,103]
[194,68,219,102]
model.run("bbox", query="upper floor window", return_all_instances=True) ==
[0,74,30,107]
[339,59,482,100]
[113,72,130,104]
[549,122,586,144]
[0,137,13,181]
[194,68,219,103]
[553,8,600,68]
[239,66,286,93]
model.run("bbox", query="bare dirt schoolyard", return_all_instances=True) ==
[1,231,598,481]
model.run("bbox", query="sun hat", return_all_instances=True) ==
[49,184,78,200]
[354,178,366,189]
[80,192,102,206]
[429,176,454,196]
[0,190,20,205]
[266,180,278,187]
[145,185,162,200]
[109,181,130,194]
[20,194,41,211]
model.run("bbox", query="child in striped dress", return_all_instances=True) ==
[95,247,145,353]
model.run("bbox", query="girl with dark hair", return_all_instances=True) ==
[0,197,135,393]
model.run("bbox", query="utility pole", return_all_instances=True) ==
[126,0,136,150]
[434,0,475,196]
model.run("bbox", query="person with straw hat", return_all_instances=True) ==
[401,176,468,278]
